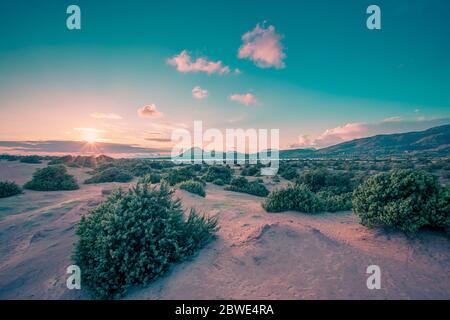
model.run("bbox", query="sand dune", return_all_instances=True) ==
[0,161,449,299]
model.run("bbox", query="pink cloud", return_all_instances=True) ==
[289,135,316,148]
[90,112,122,120]
[291,117,450,149]
[238,23,286,69]
[315,122,368,146]
[192,86,208,99]
[167,50,230,75]
[137,104,163,118]
[229,93,257,106]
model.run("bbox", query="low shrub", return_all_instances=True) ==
[263,184,324,213]
[179,180,206,197]
[205,166,233,184]
[226,177,269,197]
[317,191,352,212]
[85,167,133,184]
[0,181,22,198]
[24,165,79,191]
[278,165,297,180]
[163,167,195,186]
[73,182,218,299]
[20,155,42,164]
[241,165,259,177]
[296,168,356,194]
[352,169,449,233]
[212,179,225,186]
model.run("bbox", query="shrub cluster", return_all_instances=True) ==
[353,169,449,233]
[263,184,323,213]
[163,167,196,186]
[85,167,133,184]
[24,165,79,191]
[0,181,22,198]
[263,182,353,214]
[278,163,298,180]
[240,165,260,177]
[73,182,218,299]
[225,177,269,197]
[296,168,357,194]
[20,155,42,164]
[179,180,206,197]
[212,179,225,186]
[205,165,233,184]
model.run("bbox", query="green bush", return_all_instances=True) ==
[241,165,259,176]
[73,182,218,299]
[212,179,225,186]
[436,187,450,230]
[163,167,195,186]
[296,168,355,194]
[150,173,161,184]
[0,181,22,198]
[226,177,269,197]
[352,169,448,233]
[20,155,42,164]
[179,180,206,197]
[205,166,233,184]
[85,167,133,184]
[0,154,19,161]
[278,164,297,180]
[263,184,324,213]
[24,165,79,191]
[317,191,352,212]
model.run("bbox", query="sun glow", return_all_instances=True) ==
[83,132,99,144]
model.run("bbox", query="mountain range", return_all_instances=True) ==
[177,124,450,160]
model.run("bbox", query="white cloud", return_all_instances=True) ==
[229,93,257,106]
[90,112,122,120]
[167,50,230,75]
[238,22,286,69]
[192,86,208,99]
[383,116,403,122]
[137,104,163,118]
[73,127,105,133]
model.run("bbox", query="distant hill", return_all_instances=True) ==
[172,125,450,161]
[281,124,450,158]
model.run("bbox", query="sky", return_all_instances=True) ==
[0,0,449,156]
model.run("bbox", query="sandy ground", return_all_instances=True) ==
[0,160,449,300]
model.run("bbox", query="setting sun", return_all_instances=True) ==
[83,132,98,144]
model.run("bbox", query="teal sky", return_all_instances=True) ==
[0,0,449,154]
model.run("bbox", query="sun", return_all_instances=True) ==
[83,132,99,144]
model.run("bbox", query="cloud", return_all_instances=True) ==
[383,116,403,122]
[0,140,169,157]
[192,86,208,99]
[292,117,450,149]
[90,112,122,120]
[229,93,257,106]
[289,135,316,148]
[238,22,286,69]
[145,137,173,143]
[73,128,105,133]
[137,104,163,118]
[167,50,231,75]
[314,122,368,146]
